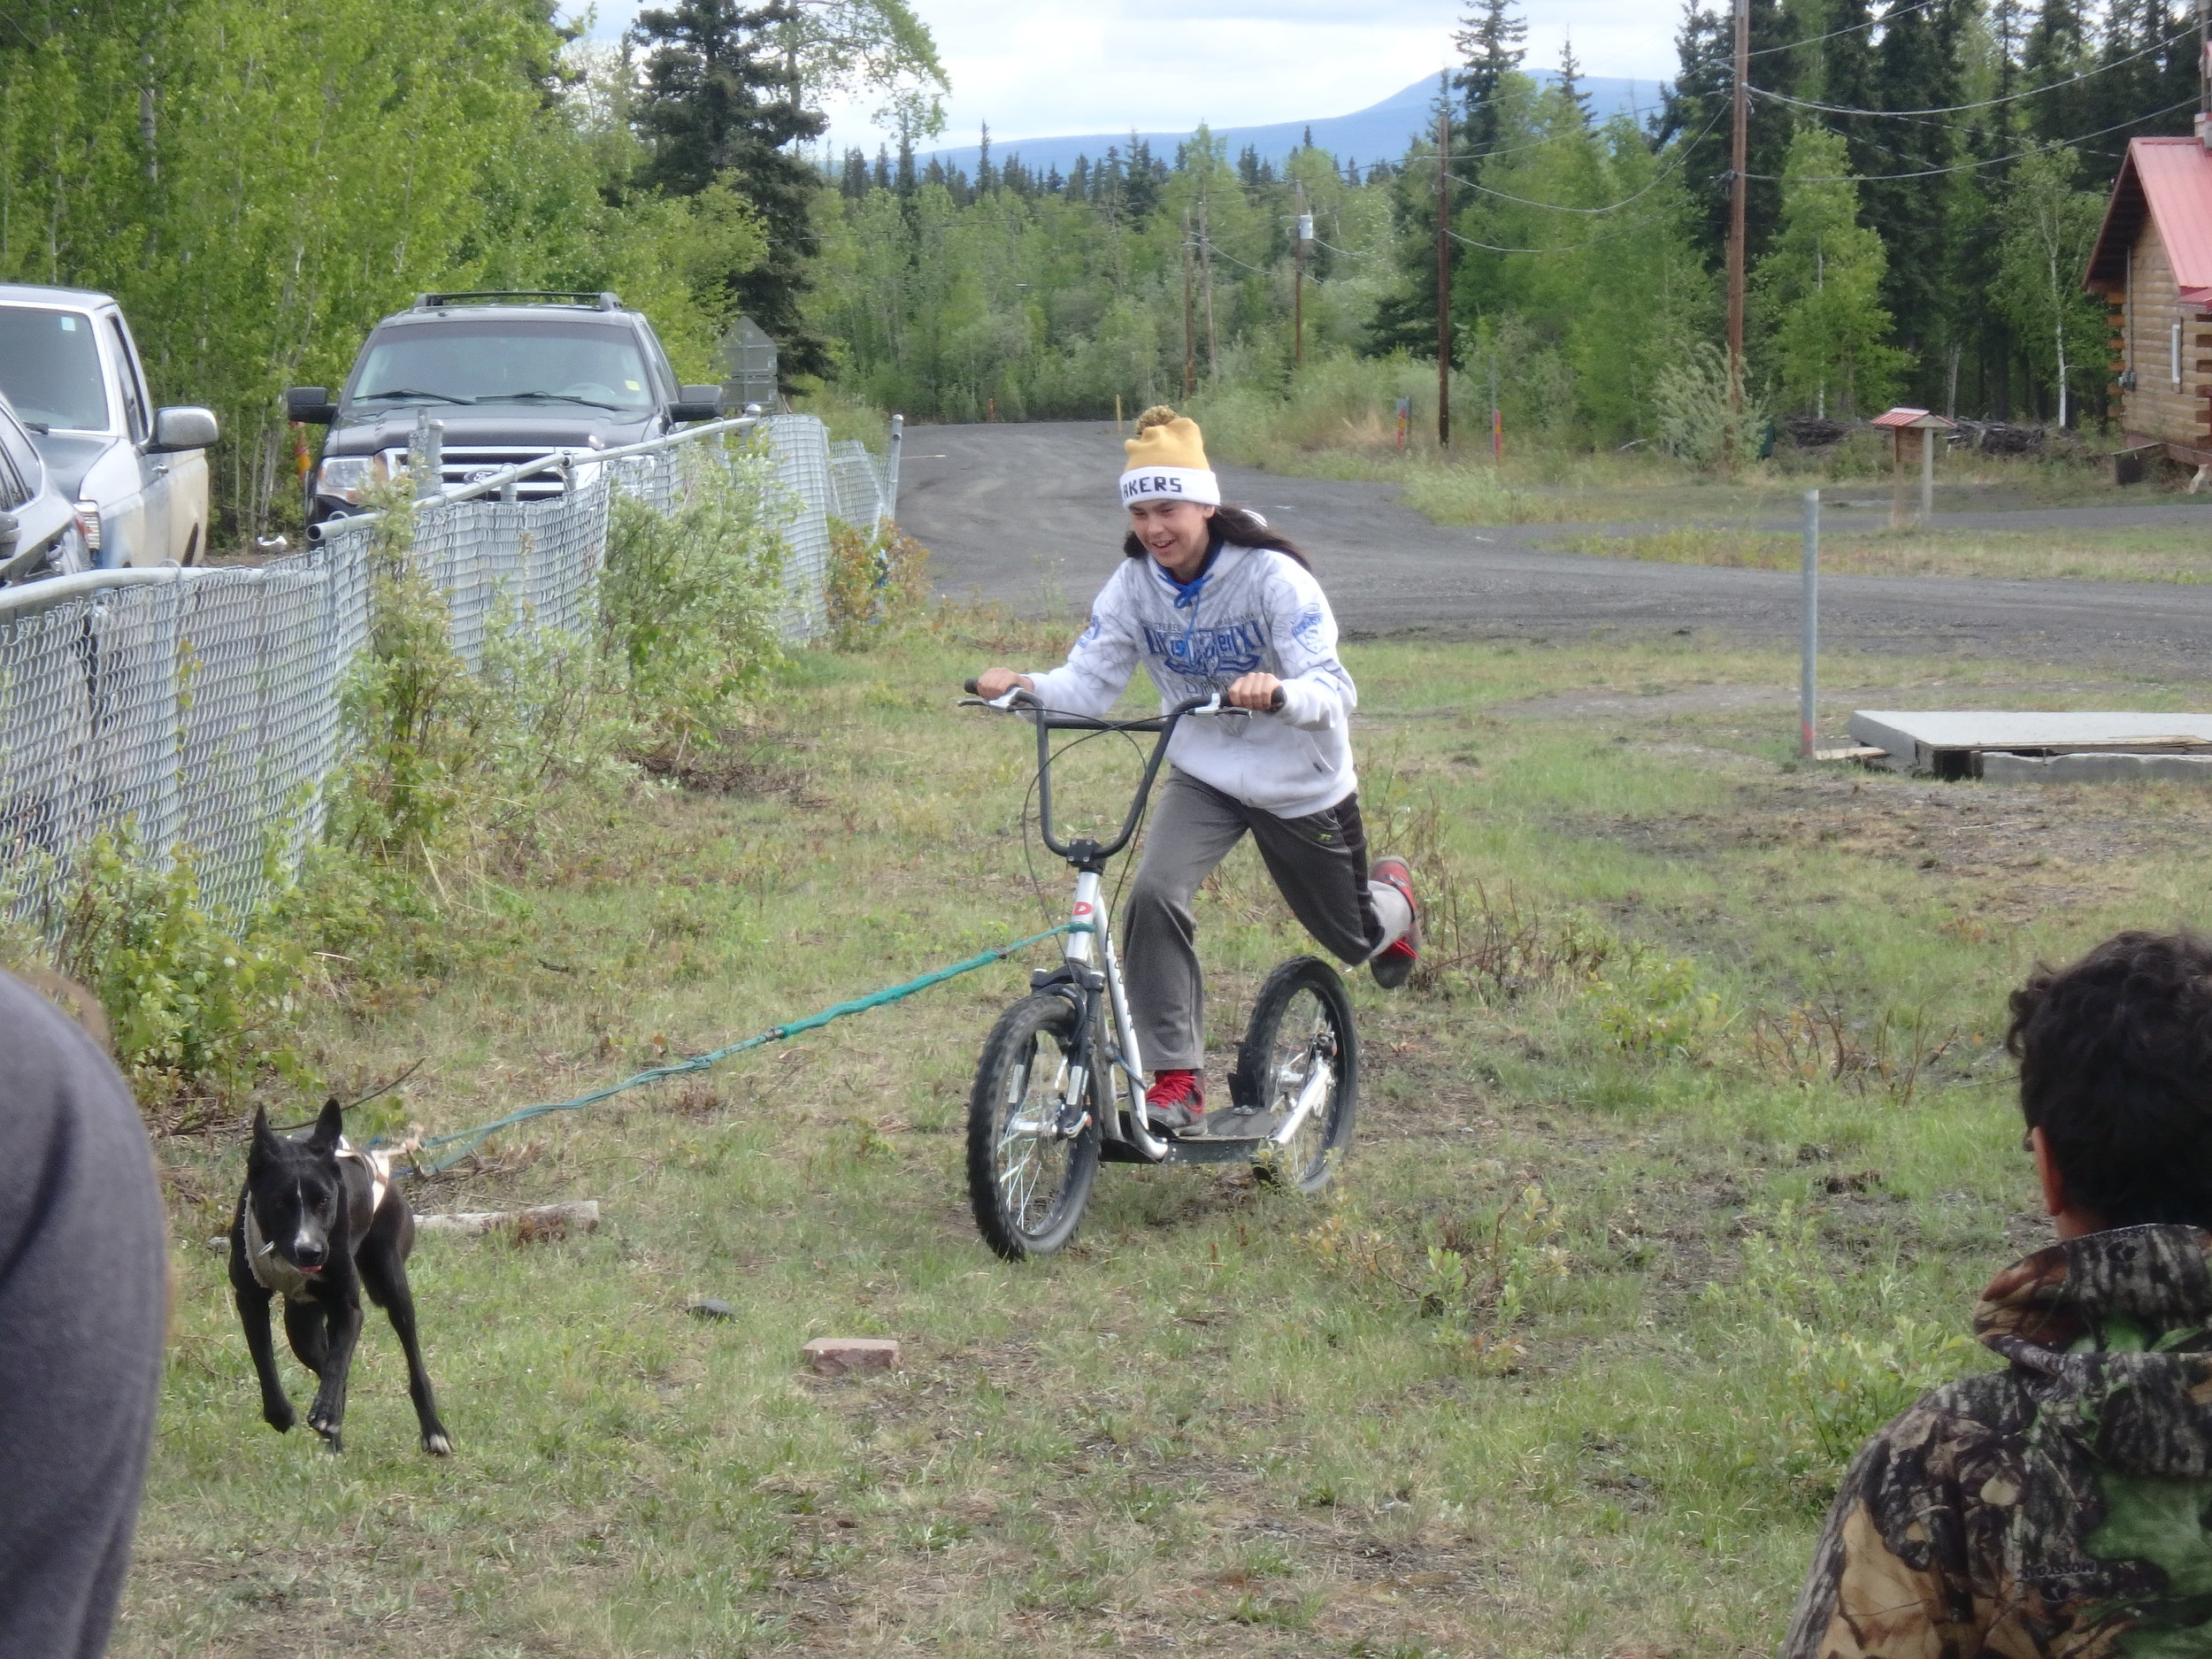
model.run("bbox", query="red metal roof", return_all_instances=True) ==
[1869,407,1955,429]
[2085,137,2212,306]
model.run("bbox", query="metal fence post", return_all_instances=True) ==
[885,412,903,520]
[1801,488,1819,759]
[411,411,444,502]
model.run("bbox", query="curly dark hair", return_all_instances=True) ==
[1121,505,1311,569]
[2006,930,2212,1228]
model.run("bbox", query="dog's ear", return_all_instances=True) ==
[250,1104,277,1154]
[308,1096,345,1150]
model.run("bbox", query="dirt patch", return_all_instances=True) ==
[1563,768,2207,892]
[634,741,825,803]
[1491,680,2172,722]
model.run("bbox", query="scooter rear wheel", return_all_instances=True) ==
[1234,956,1359,1193]
[966,995,1101,1259]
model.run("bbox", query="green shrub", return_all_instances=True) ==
[599,443,787,747]
[53,830,309,1121]
[826,518,932,649]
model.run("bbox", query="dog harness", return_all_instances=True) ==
[244,1139,394,1302]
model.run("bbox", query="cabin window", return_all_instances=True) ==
[2174,318,2184,388]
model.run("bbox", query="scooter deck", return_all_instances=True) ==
[1099,1109,1274,1164]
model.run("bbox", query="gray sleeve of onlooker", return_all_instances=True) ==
[0,972,166,1659]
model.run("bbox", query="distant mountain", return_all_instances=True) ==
[912,72,1672,181]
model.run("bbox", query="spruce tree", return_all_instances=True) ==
[632,0,830,379]
[2020,0,2092,146]
[1863,0,1964,401]
[1656,0,1794,274]
[1453,0,1527,155]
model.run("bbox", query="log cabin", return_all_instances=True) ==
[2085,133,2212,465]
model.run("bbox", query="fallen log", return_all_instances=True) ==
[417,1201,600,1240]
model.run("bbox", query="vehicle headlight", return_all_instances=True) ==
[316,455,373,503]
[316,449,411,503]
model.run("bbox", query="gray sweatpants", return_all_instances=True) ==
[1124,770,1397,1072]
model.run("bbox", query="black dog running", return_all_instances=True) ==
[227,1099,451,1455]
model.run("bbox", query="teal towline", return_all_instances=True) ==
[394,922,1086,1174]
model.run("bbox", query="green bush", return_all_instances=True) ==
[53,831,310,1122]
[599,443,788,748]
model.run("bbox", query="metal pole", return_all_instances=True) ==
[1801,488,1819,758]
[886,411,903,518]
[1490,356,1501,460]
[1436,104,1452,447]
[1920,426,1935,524]
[1199,200,1217,381]
[1181,209,1196,400]
[1726,0,1749,458]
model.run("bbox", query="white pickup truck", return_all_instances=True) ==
[0,284,217,567]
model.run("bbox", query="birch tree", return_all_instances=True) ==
[1993,145,2108,427]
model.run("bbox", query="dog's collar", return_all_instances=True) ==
[242,1205,317,1302]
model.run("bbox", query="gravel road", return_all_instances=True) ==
[898,419,2212,673]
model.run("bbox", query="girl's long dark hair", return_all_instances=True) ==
[1122,505,1311,569]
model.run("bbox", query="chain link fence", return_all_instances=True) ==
[0,411,887,930]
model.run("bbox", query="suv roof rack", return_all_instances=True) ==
[413,290,623,312]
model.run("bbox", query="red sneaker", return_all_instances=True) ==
[1145,1067,1206,1133]
[1370,857,1421,988]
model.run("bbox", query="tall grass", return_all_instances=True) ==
[1191,350,2136,526]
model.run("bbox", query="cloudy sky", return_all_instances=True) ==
[569,0,1680,151]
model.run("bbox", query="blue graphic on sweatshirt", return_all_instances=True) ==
[1078,613,1102,645]
[1141,618,1267,680]
[1291,603,1325,651]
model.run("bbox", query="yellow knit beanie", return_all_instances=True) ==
[1119,405,1220,507]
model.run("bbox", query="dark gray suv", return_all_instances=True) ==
[287,291,721,522]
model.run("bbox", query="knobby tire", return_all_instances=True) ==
[1236,956,1359,1192]
[966,994,1101,1259]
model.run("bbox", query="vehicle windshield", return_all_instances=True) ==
[345,320,656,414]
[0,307,111,431]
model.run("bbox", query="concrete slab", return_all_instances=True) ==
[1850,710,2212,778]
[1983,752,2212,783]
[1849,710,2212,753]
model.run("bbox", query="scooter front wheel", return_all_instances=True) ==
[966,995,1101,1259]
[1236,956,1359,1193]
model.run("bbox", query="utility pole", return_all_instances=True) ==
[1294,186,1310,370]
[1200,200,1218,381]
[1436,104,1452,447]
[1181,207,1196,399]
[1726,0,1749,446]
[2199,0,2210,142]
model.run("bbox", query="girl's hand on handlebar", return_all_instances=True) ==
[1224,672,1284,712]
[975,668,1034,700]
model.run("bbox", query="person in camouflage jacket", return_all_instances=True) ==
[1784,932,2212,1659]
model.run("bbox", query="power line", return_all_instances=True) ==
[1750,25,2192,119]
[1747,92,2203,180]
[1445,200,1686,255]
[1423,102,1725,215]
[1746,0,1941,58]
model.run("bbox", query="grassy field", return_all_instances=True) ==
[124,619,2212,1657]
[1546,520,2212,585]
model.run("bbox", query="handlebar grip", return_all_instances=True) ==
[964,678,981,695]
[1269,687,1286,712]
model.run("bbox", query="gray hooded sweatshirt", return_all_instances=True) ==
[1025,541,1357,818]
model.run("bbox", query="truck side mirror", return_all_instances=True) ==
[671,385,723,422]
[148,406,220,453]
[284,387,338,425]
